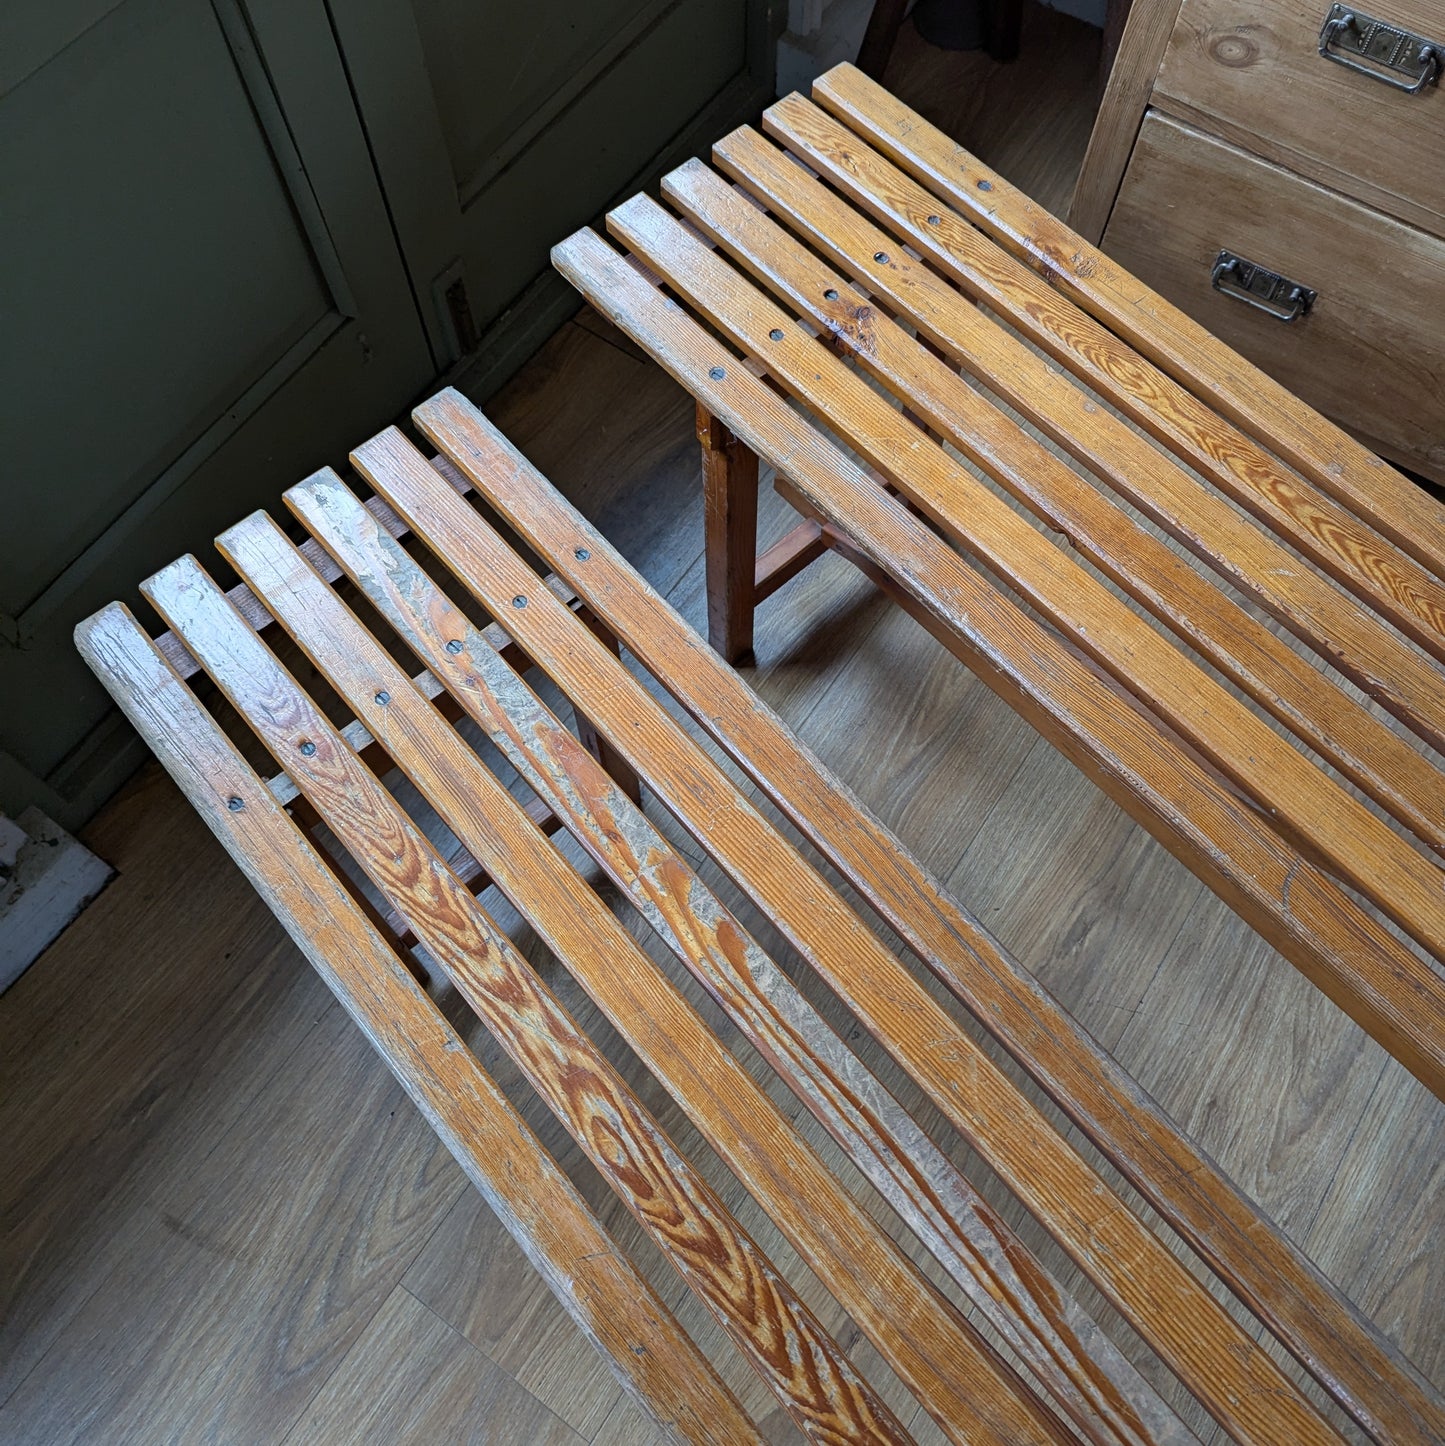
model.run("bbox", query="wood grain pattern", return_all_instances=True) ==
[602,192,1445,965]
[135,555,921,1446]
[809,63,1445,577]
[662,152,1445,861]
[406,400,1441,1446]
[1102,112,1445,484]
[546,241,1445,1438]
[369,410,1349,1446]
[209,506,1076,1446]
[762,89,1445,687]
[287,468,1195,1446]
[1153,0,1445,237]
[709,106,1445,677]
[206,516,1080,1446]
[72,603,762,1446]
[44,260,1435,1445]
[148,439,482,685]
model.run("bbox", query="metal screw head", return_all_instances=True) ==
[226,796,244,812]
[299,741,316,756]
[445,639,463,654]
[512,595,528,609]
[927,214,942,225]
[823,288,839,300]
[574,547,590,561]
[375,690,390,705]
[769,327,784,341]
[873,251,888,263]
[977,178,993,191]
[708,365,725,380]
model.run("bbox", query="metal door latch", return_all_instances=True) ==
[1319,6,1442,93]
[1210,251,1317,322]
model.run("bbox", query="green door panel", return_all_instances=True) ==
[1,2,132,95]
[0,0,434,823]
[329,0,780,370]
[456,0,749,327]
[413,0,663,197]
[3,0,330,610]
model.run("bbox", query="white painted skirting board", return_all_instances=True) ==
[0,808,114,992]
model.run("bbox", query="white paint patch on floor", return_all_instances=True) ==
[1,807,114,992]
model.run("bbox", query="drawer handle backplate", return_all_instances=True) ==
[1318,5,1442,93]
[1210,251,1317,323]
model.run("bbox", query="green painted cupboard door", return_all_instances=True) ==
[0,0,435,823]
[330,0,779,386]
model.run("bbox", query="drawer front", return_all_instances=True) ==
[1101,112,1445,482]
[1154,0,1445,236]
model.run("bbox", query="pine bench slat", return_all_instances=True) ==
[603,192,1445,959]
[672,142,1444,853]
[349,424,1346,1446]
[282,470,1184,1446]
[138,549,919,1446]
[551,228,1445,1099]
[807,66,1445,579]
[210,504,1075,1446]
[750,94,1445,738]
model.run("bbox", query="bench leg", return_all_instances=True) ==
[697,404,759,666]
[574,610,645,805]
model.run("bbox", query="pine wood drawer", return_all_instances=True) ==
[1154,0,1445,235]
[1102,111,1445,482]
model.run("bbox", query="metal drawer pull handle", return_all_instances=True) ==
[1210,251,1317,322]
[1318,5,1442,93]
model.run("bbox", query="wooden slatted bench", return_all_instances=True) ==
[75,69,1444,1446]
[78,387,1443,1444]
[541,60,1445,1443]
[552,63,1445,1103]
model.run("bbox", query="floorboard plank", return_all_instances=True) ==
[281,1286,585,1445]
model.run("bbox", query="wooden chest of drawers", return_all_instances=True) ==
[1072,0,1445,484]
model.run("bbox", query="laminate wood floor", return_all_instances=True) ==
[4,8,1440,1442]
